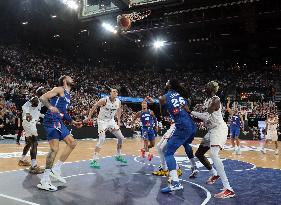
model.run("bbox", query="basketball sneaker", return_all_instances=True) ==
[90,160,100,169]
[29,165,45,174]
[214,189,235,199]
[152,168,169,176]
[207,175,220,185]
[275,150,279,155]
[115,155,128,164]
[140,148,145,158]
[189,167,199,179]
[261,148,266,154]
[18,159,31,166]
[50,169,66,183]
[148,153,153,161]
[177,166,182,177]
[236,147,241,155]
[37,179,57,192]
[161,181,184,193]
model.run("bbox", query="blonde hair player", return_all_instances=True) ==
[191,81,235,199]
[262,112,279,155]
[87,88,127,169]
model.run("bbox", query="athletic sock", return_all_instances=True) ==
[210,167,218,176]
[117,148,122,156]
[169,170,179,182]
[42,169,51,182]
[93,152,99,160]
[31,159,37,167]
[190,158,197,168]
[53,160,63,172]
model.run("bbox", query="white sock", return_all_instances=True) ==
[190,158,197,168]
[21,155,27,161]
[210,167,218,176]
[210,146,232,191]
[117,148,121,156]
[176,164,179,170]
[31,159,37,167]
[53,160,63,172]
[169,170,179,182]
[42,169,51,182]
[93,152,99,160]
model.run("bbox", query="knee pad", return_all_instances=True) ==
[96,131,106,148]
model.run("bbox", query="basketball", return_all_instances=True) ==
[118,16,131,31]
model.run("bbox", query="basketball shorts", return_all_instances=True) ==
[44,122,71,141]
[265,130,278,141]
[230,126,240,138]
[97,119,119,134]
[23,121,38,137]
[201,123,228,148]
[141,128,155,141]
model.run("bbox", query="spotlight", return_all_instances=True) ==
[153,40,165,49]
[51,15,57,18]
[21,22,28,25]
[62,0,79,10]
[102,23,117,34]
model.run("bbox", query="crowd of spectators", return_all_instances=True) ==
[0,44,279,138]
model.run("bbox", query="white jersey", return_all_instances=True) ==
[98,97,121,122]
[203,96,225,128]
[267,118,278,132]
[22,101,42,123]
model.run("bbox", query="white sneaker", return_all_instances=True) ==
[236,149,241,155]
[37,179,57,191]
[275,150,279,155]
[50,169,66,183]
[261,148,266,154]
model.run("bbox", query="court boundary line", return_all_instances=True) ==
[0,193,40,205]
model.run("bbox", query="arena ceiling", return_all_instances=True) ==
[0,0,281,66]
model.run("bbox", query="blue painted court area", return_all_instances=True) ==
[0,155,280,205]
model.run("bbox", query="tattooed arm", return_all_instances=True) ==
[40,87,64,113]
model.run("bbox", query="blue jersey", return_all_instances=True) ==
[164,90,195,129]
[44,89,71,128]
[141,109,154,130]
[230,115,241,128]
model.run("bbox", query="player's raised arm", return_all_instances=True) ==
[226,97,233,115]
[40,87,64,113]
[87,98,106,119]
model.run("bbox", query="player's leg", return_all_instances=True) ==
[153,137,169,176]
[210,146,235,198]
[146,131,156,161]
[272,134,279,155]
[111,128,127,163]
[274,141,278,155]
[18,136,32,166]
[182,139,199,179]
[38,138,59,191]
[16,127,22,145]
[90,121,107,168]
[29,135,44,174]
[230,128,235,149]
[262,139,269,154]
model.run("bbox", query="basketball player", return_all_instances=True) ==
[153,106,198,179]
[87,88,127,169]
[226,98,244,155]
[262,112,279,155]
[37,76,82,191]
[160,80,197,193]
[132,100,157,161]
[191,81,235,198]
[18,96,45,174]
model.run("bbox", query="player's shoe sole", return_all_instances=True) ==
[115,156,128,164]
[90,160,101,169]
[50,170,66,183]
[37,182,58,192]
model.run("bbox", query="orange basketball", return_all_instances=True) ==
[118,16,131,31]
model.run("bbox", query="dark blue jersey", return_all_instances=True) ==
[141,109,154,130]
[230,115,241,128]
[44,88,71,128]
[164,90,195,129]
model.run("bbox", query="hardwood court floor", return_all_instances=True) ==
[0,138,280,172]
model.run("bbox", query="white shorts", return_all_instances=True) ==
[201,123,228,148]
[97,119,119,134]
[22,121,38,137]
[265,131,278,141]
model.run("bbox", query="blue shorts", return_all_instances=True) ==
[230,127,240,138]
[44,122,71,141]
[141,128,155,141]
